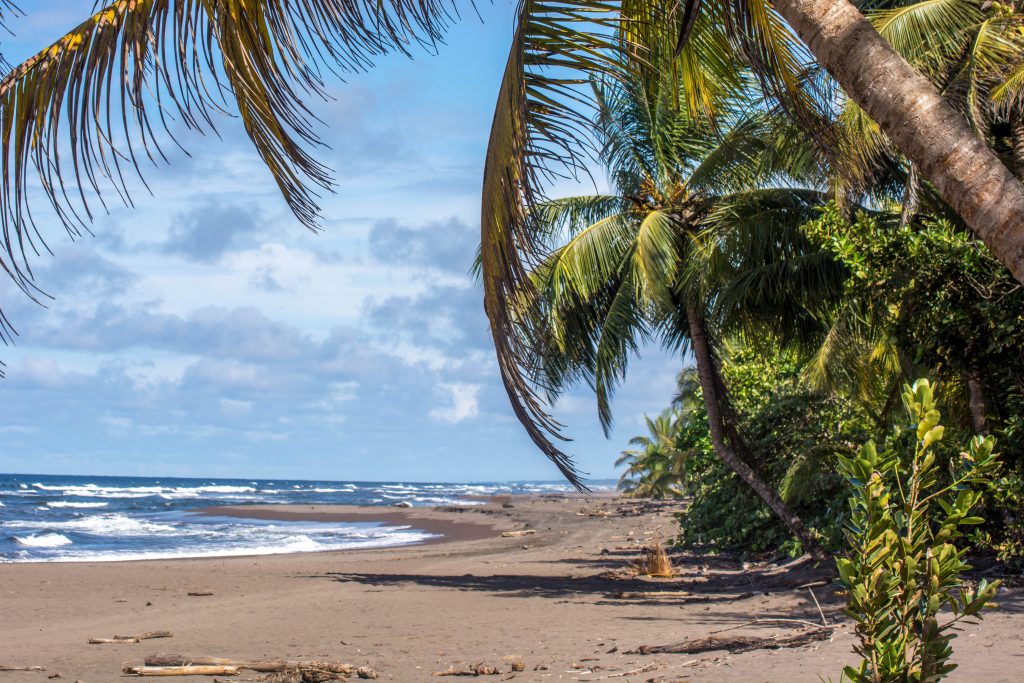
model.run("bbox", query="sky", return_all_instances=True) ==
[0,1,681,482]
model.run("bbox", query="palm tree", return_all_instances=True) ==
[523,42,831,555]
[4,0,1024,489]
[615,409,687,499]
[479,0,1024,490]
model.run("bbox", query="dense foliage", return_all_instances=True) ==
[656,348,865,554]
[837,380,1001,682]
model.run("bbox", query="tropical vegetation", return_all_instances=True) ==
[2,0,1024,677]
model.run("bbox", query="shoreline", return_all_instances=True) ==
[1,495,1019,682]
[196,502,506,546]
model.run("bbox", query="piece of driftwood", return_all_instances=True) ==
[433,663,501,676]
[90,631,173,644]
[142,655,360,675]
[612,591,691,599]
[142,656,373,679]
[0,666,46,672]
[122,665,238,676]
[500,530,535,538]
[629,627,834,655]
[186,591,214,597]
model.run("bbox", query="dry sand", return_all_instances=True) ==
[1,494,1021,682]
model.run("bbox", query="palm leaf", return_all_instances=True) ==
[0,0,458,339]
[481,0,626,487]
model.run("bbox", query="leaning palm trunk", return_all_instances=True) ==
[774,0,1024,282]
[686,305,826,561]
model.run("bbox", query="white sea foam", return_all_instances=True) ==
[14,532,73,547]
[46,502,109,509]
[5,528,435,563]
[3,513,178,536]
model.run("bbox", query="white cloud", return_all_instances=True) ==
[429,382,481,424]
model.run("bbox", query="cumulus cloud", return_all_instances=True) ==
[362,283,488,351]
[429,382,481,424]
[163,203,260,262]
[368,217,477,273]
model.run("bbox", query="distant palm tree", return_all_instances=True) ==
[615,409,687,499]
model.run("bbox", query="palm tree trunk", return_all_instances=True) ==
[685,306,827,561]
[1011,112,1024,181]
[966,371,989,436]
[774,0,1024,283]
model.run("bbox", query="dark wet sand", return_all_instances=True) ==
[197,502,501,543]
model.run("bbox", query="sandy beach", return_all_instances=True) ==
[1,494,1021,682]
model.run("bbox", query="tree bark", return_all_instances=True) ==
[1011,111,1024,181]
[774,0,1024,283]
[685,306,827,561]
[967,371,989,436]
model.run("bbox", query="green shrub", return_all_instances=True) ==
[837,379,1000,683]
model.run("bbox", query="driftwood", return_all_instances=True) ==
[122,665,238,676]
[612,591,691,599]
[142,655,375,680]
[500,530,535,538]
[433,663,501,676]
[0,666,46,672]
[89,631,173,645]
[186,591,214,597]
[629,627,834,655]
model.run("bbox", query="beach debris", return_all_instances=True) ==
[499,656,524,673]
[122,665,239,676]
[634,537,672,577]
[612,591,691,599]
[500,529,535,538]
[432,663,500,676]
[142,655,372,680]
[187,591,215,597]
[607,662,662,678]
[627,626,834,655]
[0,666,46,672]
[391,501,413,508]
[89,630,173,645]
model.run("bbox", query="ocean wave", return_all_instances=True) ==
[5,528,436,563]
[46,502,109,509]
[4,513,179,536]
[14,532,73,547]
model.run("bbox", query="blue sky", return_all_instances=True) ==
[0,1,680,482]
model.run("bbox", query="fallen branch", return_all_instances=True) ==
[612,591,691,599]
[432,663,501,676]
[500,530,535,538]
[606,662,661,678]
[628,627,834,655]
[187,592,214,597]
[143,655,358,675]
[122,665,238,676]
[0,666,46,672]
[708,618,831,635]
[90,631,173,644]
[142,655,375,680]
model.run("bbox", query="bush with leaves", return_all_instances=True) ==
[676,347,869,555]
[837,379,1001,683]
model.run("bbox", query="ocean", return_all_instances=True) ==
[0,473,606,563]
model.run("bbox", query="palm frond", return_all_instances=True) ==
[481,0,626,488]
[0,0,458,340]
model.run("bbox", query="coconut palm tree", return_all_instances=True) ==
[615,409,687,499]
[3,0,1024,490]
[522,41,835,555]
